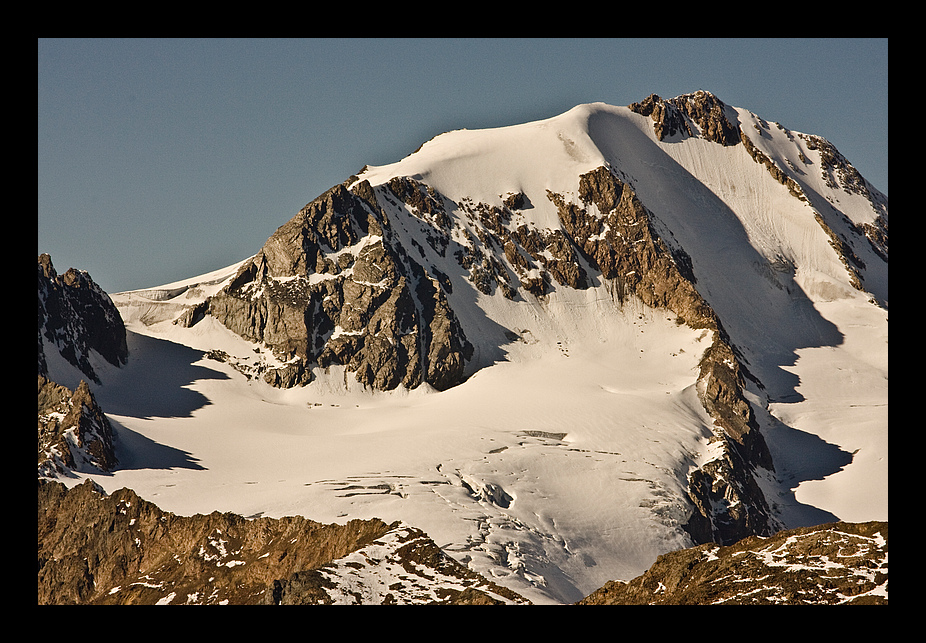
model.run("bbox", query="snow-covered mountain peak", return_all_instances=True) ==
[48,92,887,605]
[355,101,613,219]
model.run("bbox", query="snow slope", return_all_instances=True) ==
[49,97,887,605]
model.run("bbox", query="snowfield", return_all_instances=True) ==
[46,97,887,605]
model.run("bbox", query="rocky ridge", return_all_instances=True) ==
[38,479,529,605]
[39,479,886,605]
[629,91,741,146]
[577,520,888,605]
[38,375,117,478]
[548,165,776,545]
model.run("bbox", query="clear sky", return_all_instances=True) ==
[38,38,888,294]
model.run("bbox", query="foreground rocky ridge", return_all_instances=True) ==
[38,479,529,605]
[578,520,888,605]
[38,480,886,605]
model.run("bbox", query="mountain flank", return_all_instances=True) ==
[182,161,780,545]
[38,479,885,605]
[39,90,887,604]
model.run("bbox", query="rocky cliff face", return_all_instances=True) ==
[629,91,740,146]
[38,375,117,477]
[202,180,472,391]
[37,479,529,605]
[38,254,127,384]
[577,520,888,605]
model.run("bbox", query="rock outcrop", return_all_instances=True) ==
[685,336,777,546]
[577,520,888,605]
[37,479,529,605]
[264,524,529,605]
[38,254,127,384]
[202,179,472,391]
[37,255,123,478]
[551,166,715,326]
[38,375,117,477]
[629,90,740,146]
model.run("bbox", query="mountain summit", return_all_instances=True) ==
[83,92,887,604]
[182,92,885,391]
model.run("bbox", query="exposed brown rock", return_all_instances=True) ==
[38,479,398,605]
[629,91,740,146]
[38,375,117,476]
[675,90,741,146]
[862,216,888,263]
[553,167,715,326]
[503,191,526,210]
[550,166,774,545]
[37,479,530,605]
[203,179,471,391]
[628,93,693,142]
[577,521,888,605]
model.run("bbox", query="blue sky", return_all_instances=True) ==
[38,38,888,294]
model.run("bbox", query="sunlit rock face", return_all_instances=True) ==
[205,180,472,391]
[578,520,888,605]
